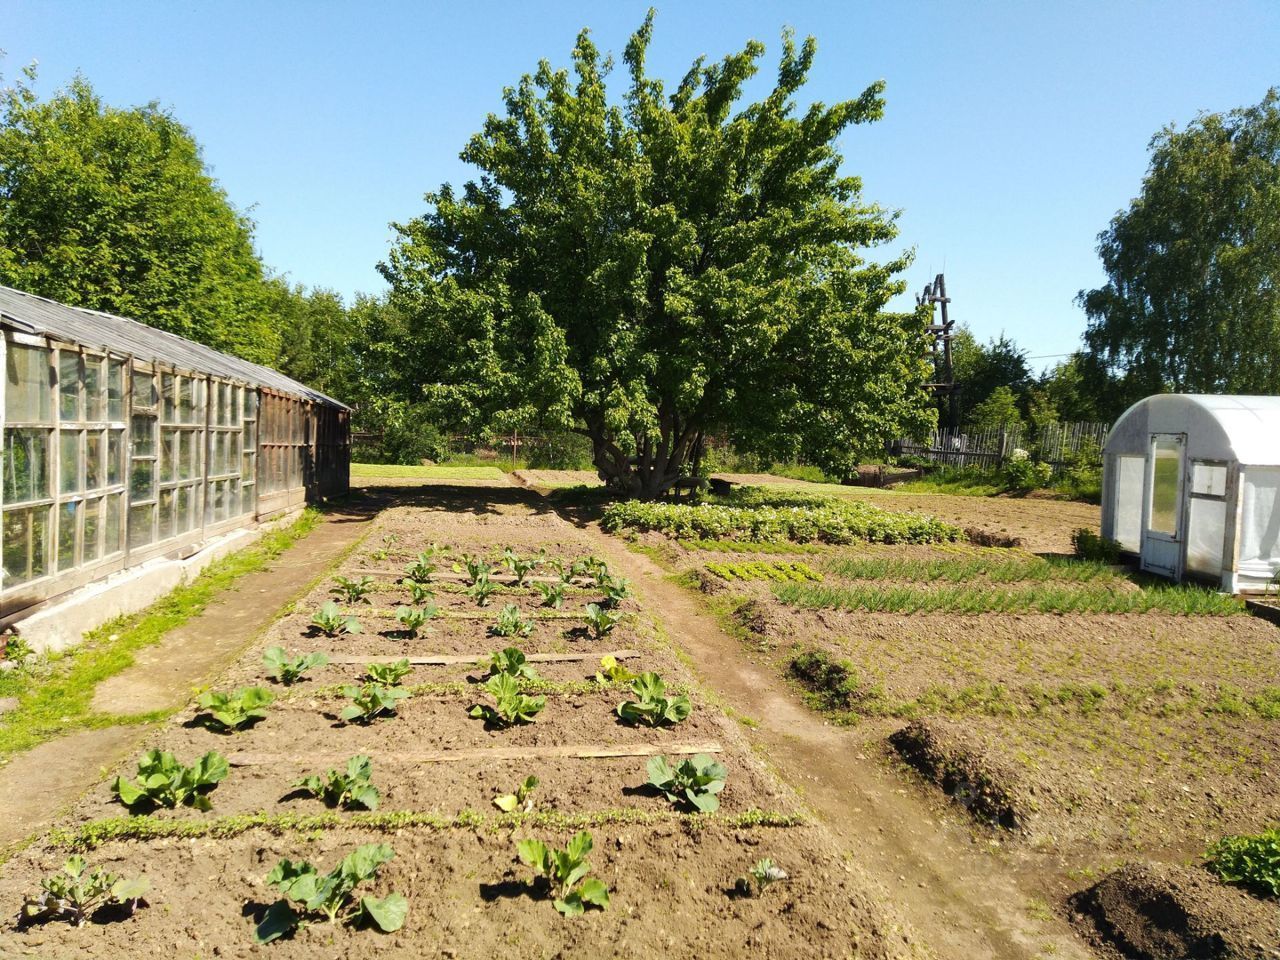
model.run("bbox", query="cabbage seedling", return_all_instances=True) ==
[394,605,435,638]
[479,646,540,681]
[534,582,566,609]
[331,575,376,605]
[401,579,435,606]
[594,655,638,685]
[617,672,691,726]
[454,553,491,585]
[501,548,543,585]
[646,753,726,812]
[295,755,380,811]
[111,749,229,811]
[255,844,406,943]
[264,647,329,685]
[583,602,621,639]
[469,673,545,727]
[600,576,631,609]
[517,831,609,917]
[311,601,363,637]
[493,774,540,813]
[340,682,410,723]
[196,686,274,732]
[403,552,438,583]
[23,856,149,927]
[365,659,412,686]
[749,859,788,894]
[467,572,498,606]
[489,604,533,638]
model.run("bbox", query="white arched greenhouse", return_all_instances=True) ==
[1102,394,1280,592]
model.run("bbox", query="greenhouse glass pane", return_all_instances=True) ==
[5,344,52,422]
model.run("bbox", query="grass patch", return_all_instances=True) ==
[48,807,807,850]
[0,510,322,762]
[351,462,508,482]
[775,581,1246,616]
[824,553,1117,584]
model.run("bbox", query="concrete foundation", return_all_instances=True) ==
[8,510,302,655]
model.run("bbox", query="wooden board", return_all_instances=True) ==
[228,740,721,767]
[322,649,642,666]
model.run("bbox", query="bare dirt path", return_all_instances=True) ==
[552,504,1095,960]
[0,498,376,857]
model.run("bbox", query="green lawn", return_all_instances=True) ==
[350,462,509,482]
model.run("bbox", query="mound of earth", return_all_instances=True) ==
[1072,862,1279,959]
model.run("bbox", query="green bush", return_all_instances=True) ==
[1206,827,1280,897]
[601,490,961,545]
[1072,528,1123,563]
[1000,450,1053,492]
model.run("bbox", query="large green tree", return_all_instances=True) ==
[380,15,934,497]
[1078,89,1280,413]
[0,65,281,365]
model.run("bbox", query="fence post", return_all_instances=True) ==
[997,425,1008,464]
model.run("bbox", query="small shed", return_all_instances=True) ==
[1101,394,1280,592]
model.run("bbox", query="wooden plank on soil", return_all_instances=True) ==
[322,649,642,666]
[228,740,721,767]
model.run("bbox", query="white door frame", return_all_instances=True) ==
[1140,432,1186,580]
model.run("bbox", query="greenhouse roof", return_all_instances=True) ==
[1105,393,1280,466]
[0,285,347,409]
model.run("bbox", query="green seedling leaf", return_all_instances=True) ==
[295,754,380,811]
[365,659,412,686]
[340,682,410,723]
[516,831,607,917]
[358,892,408,932]
[195,686,273,732]
[488,603,533,638]
[493,774,540,813]
[616,672,691,727]
[264,647,329,685]
[583,602,621,639]
[394,604,435,636]
[594,655,637,685]
[468,673,545,727]
[478,646,540,681]
[23,857,148,926]
[646,753,726,812]
[111,749,228,810]
[466,572,499,606]
[311,601,363,637]
[331,575,376,604]
[254,899,301,943]
[534,581,567,608]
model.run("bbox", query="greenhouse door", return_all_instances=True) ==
[1141,434,1185,580]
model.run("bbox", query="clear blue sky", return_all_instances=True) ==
[6,0,1278,369]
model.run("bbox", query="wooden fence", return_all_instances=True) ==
[894,421,1108,472]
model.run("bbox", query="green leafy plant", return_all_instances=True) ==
[501,548,544,585]
[580,556,611,587]
[516,831,609,917]
[594,655,638,685]
[255,843,407,943]
[403,552,439,583]
[469,673,546,727]
[294,755,380,811]
[1,634,33,663]
[493,775,540,813]
[467,572,499,606]
[479,646,540,681]
[311,601,363,637]
[263,647,329,685]
[583,602,622,639]
[735,858,788,897]
[534,581,567,609]
[647,753,726,812]
[617,672,691,726]
[365,659,412,686]
[22,856,149,927]
[401,579,435,605]
[1072,527,1123,564]
[454,553,491,585]
[489,603,534,638]
[111,749,229,811]
[1207,828,1280,898]
[195,686,274,732]
[600,576,631,608]
[340,682,410,724]
[331,575,376,605]
[394,605,435,637]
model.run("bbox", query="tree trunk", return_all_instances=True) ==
[587,420,697,500]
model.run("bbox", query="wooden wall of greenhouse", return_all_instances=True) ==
[0,331,348,621]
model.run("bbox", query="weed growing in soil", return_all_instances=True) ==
[365,659,412,686]
[595,655,638,685]
[535,582,567,608]
[706,560,821,582]
[479,647,540,681]
[295,755,380,811]
[311,601,363,637]
[584,602,622,639]
[617,672,692,726]
[647,754,726,812]
[775,581,1246,616]
[255,843,407,942]
[196,686,273,731]
[331,575,376,605]
[264,647,329,685]
[490,604,534,638]
[22,856,149,927]
[1206,827,1280,897]
[493,775,540,813]
[341,682,409,723]
[111,749,229,811]
[517,831,610,916]
[789,650,881,713]
[469,673,546,727]
[394,604,436,637]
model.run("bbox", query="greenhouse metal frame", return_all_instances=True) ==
[0,286,349,624]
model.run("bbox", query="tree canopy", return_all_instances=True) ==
[0,65,282,366]
[380,14,934,497]
[1078,89,1280,415]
